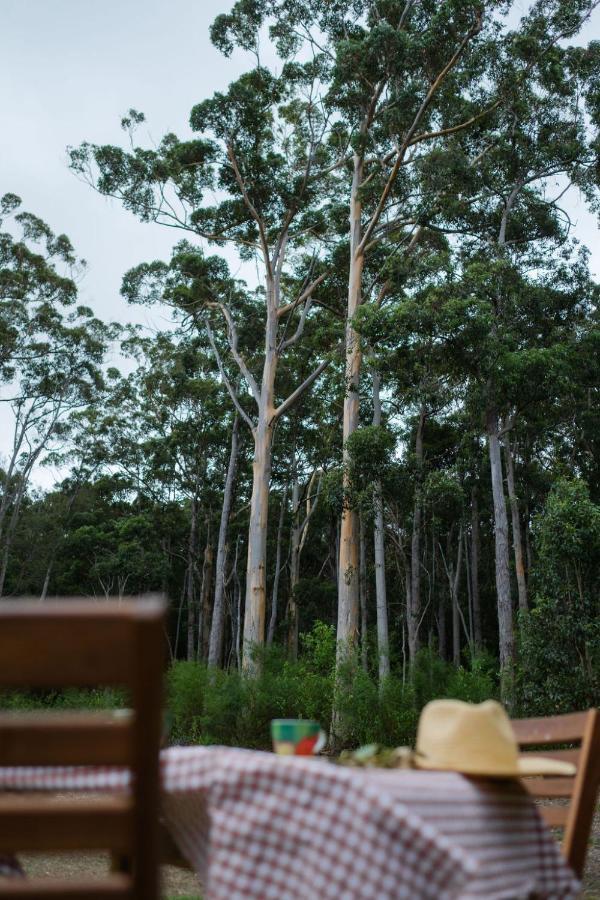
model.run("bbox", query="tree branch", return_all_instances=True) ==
[272,358,330,422]
[205,318,255,432]
[226,143,273,276]
[358,11,482,255]
[206,301,261,403]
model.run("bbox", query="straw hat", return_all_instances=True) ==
[414,699,576,778]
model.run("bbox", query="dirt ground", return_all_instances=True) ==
[21,851,201,898]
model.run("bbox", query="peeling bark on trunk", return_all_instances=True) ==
[337,154,364,664]
[408,407,427,664]
[486,407,514,700]
[208,414,239,668]
[372,370,390,682]
[470,487,482,649]
[504,435,528,613]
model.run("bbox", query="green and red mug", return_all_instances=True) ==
[271,719,326,756]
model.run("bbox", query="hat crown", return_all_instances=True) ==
[416,699,518,774]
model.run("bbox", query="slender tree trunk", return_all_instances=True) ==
[186,496,199,662]
[287,477,302,660]
[359,515,368,673]
[337,154,364,664]
[0,477,28,597]
[40,557,55,602]
[525,501,533,575]
[267,485,288,647]
[208,414,239,667]
[450,529,464,667]
[504,435,528,612]
[242,285,278,672]
[232,537,242,671]
[372,371,390,682]
[486,407,514,700]
[199,538,214,661]
[408,407,427,664]
[470,487,482,649]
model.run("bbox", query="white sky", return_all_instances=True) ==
[1,0,599,487]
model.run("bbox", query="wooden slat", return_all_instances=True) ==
[0,599,164,688]
[512,712,588,745]
[0,712,133,766]
[0,875,132,898]
[522,777,575,798]
[563,708,600,878]
[531,748,580,766]
[539,805,570,827]
[0,797,132,852]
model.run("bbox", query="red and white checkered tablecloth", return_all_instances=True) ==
[0,746,581,899]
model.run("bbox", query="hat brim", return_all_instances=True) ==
[415,754,576,779]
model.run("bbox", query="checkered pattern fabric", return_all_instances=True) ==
[0,746,580,899]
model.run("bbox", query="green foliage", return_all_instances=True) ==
[165,627,497,749]
[517,479,600,714]
[0,688,124,712]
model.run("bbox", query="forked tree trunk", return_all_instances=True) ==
[504,435,528,612]
[208,414,239,668]
[486,408,514,700]
[408,407,427,664]
[372,371,390,682]
[337,154,364,664]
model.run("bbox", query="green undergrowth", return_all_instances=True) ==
[0,622,499,750]
[166,623,498,749]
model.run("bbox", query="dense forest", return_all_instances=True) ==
[3,0,600,741]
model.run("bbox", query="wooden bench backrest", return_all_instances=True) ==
[0,598,165,899]
[512,708,600,879]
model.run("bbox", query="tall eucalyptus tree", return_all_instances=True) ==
[71,56,338,669]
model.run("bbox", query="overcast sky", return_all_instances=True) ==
[1,1,599,486]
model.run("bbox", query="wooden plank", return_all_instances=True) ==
[0,875,132,898]
[530,748,580,765]
[539,805,570,827]
[512,712,588,745]
[0,712,133,766]
[0,599,164,688]
[522,777,574,798]
[131,611,164,900]
[563,708,600,878]
[0,797,132,852]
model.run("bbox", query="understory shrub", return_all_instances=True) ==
[166,624,498,749]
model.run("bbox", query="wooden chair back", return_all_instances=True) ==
[0,597,166,899]
[512,708,600,879]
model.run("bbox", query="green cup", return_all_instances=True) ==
[271,719,326,756]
